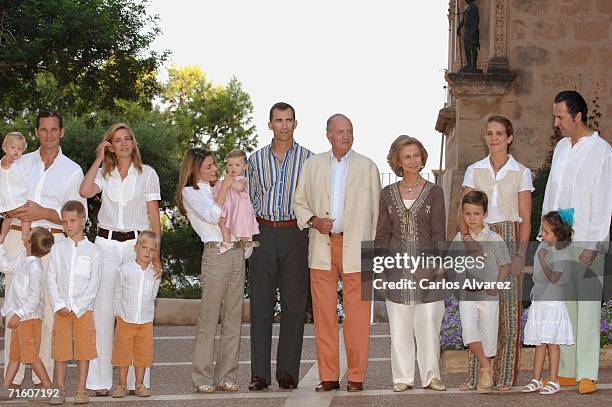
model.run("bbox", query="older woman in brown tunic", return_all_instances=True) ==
[375,136,446,392]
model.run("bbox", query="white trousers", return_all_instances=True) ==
[385,299,444,387]
[2,229,62,385]
[86,236,150,390]
[459,300,499,357]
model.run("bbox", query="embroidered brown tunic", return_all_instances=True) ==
[375,181,446,304]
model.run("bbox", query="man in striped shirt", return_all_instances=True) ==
[247,102,313,391]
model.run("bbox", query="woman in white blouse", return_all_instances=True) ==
[457,115,534,391]
[176,148,245,393]
[79,123,162,395]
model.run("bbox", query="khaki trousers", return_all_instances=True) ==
[191,246,245,387]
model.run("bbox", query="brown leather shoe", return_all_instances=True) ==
[315,381,340,392]
[347,381,364,392]
[278,373,297,389]
[248,376,268,391]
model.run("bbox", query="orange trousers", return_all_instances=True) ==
[310,235,370,382]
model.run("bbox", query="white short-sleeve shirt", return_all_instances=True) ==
[94,164,161,232]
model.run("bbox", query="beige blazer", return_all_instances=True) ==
[292,150,381,273]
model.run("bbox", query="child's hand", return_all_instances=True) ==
[537,248,548,260]
[56,307,70,317]
[220,175,234,190]
[7,314,21,329]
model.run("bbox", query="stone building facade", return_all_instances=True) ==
[436,0,612,238]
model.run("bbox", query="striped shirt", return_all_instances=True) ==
[248,141,313,221]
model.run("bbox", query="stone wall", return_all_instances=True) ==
[439,0,611,236]
[503,0,612,169]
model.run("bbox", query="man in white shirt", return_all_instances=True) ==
[542,90,612,394]
[3,110,86,386]
[293,114,381,392]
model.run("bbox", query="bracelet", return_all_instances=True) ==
[514,253,526,260]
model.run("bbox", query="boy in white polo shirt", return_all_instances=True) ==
[111,231,160,398]
[1,227,54,399]
[47,201,101,405]
[455,190,511,393]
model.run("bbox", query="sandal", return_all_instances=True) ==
[521,378,543,393]
[495,383,512,392]
[196,384,215,393]
[459,382,476,391]
[539,380,560,395]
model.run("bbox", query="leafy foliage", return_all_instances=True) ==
[530,128,562,241]
[0,0,168,119]
[161,66,258,165]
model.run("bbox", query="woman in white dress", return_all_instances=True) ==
[80,123,162,395]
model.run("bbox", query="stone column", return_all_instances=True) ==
[437,72,516,238]
[487,0,509,73]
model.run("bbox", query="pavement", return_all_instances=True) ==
[1,323,611,406]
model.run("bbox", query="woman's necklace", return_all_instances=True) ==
[490,155,509,173]
[401,176,423,194]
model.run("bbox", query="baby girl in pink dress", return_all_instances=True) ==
[214,149,259,254]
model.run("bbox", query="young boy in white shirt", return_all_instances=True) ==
[111,231,160,398]
[455,190,511,393]
[1,227,54,399]
[47,201,101,405]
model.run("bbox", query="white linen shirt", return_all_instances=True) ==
[47,238,101,318]
[113,260,160,324]
[182,182,226,243]
[329,150,351,233]
[0,160,29,212]
[94,164,161,232]
[0,245,44,320]
[463,155,534,224]
[13,148,86,229]
[541,132,612,252]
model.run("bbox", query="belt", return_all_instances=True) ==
[97,227,138,242]
[464,287,483,293]
[203,241,260,249]
[10,224,64,235]
[328,232,343,237]
[256,217,298,228]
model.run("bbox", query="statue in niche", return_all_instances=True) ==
[457,0,482,73]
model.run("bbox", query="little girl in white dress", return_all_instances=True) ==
[521,209,575,395]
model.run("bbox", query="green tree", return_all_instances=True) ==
[0,0,168,119]
[162,65,258,160]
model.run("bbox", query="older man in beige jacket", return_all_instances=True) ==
[293,113,381,392]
